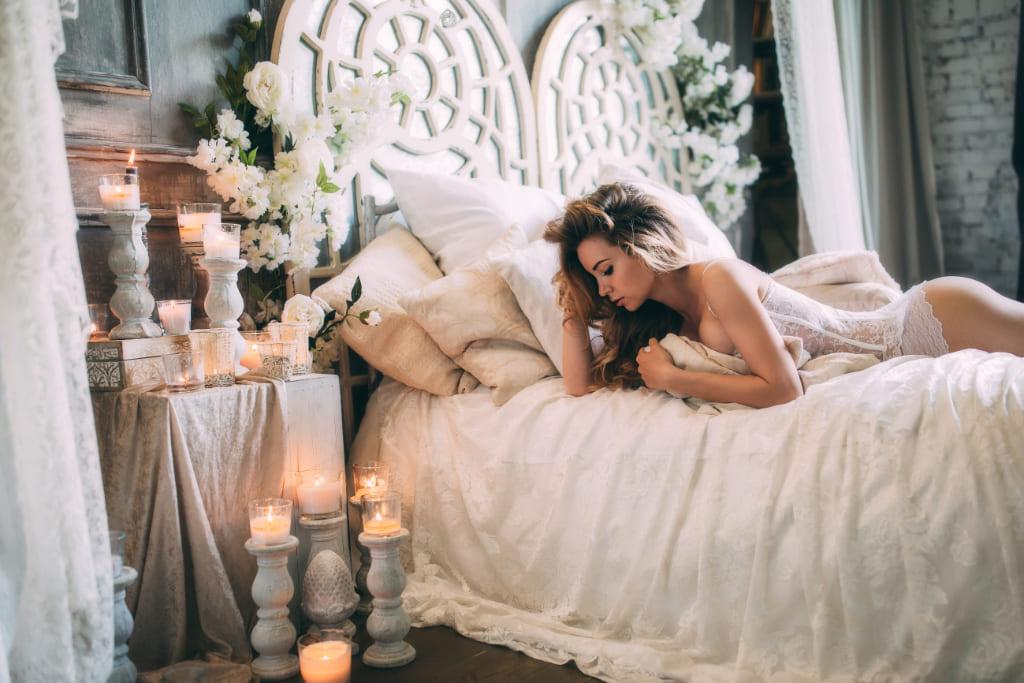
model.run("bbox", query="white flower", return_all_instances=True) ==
[243,61,289,121]
[247,9,262,25]
[282,294,327,337]
[366,310,382,327]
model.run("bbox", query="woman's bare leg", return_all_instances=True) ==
[922,276,1024,355]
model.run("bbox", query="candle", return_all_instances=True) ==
[352,462,389,500]
[109,529,126,578]
[98,173,140,211]
[203,221,241,260]
[176,203,221,244]
[363,513,401,536]
[361,491,401,536]
[156,299,192,335]
[298,632,352,683]
[248,498,292,545]
[88,304,108,340]
[239,330,268,371]
[297,469,341,516]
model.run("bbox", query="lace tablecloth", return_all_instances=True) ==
[91,373,345,672]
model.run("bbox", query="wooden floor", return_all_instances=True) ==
[283,614,597,682]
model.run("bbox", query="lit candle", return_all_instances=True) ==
[203,221,241,260]
[298,637,351,683]
[239,331,268,371]
[125,149,138,175]
[363,512,401,536]
[98,173,140,211]
[156,299,192,335]
[361,491,401,536]
[296,469,341,516]
[352,462,389,500]
[248,498,292,545]
[176,203,221,244]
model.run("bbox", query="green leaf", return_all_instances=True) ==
[179,102,201,117]
[350,276,363,305]
[250,284,267,300]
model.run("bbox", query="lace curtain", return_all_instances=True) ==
[0,0,114,680]
[771,0,867,253]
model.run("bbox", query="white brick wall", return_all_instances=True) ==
[918,0,1020,296]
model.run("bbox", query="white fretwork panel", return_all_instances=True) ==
[533,1,690,198]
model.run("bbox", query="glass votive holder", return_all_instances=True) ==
[297,629,352,683]
[296,467,342,518]
[361,491,401,536]
[239,330,269,371]
[109,529,126,578]
[248,498,292,545]
[352,461,390,501]
[88,303,108,340]
[256,339,297,380]
[98,173,141,211]
[269,321,311,375]
[176,203,220,245]
[156,299,192,335]
[203,221,241,260]
[188,328,236,387]
[162,349,204,392]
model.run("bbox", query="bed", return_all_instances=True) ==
[273,1,1024,680]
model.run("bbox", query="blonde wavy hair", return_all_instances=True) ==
[543,183,693,389]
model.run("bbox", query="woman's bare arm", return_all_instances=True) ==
[561,317,595,395]
[636,261,803,408]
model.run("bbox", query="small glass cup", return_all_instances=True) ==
[176,203,220,244]
[203,222,241,260]
[361,491,401,537]
[109,529,126,578]
[296,467,342,518]
[188,328,235,387]
[297,629,352,683]
[88,304,108,340]
[98,173,140,211]
[256,339,297,380]
[352,462,389,501]
[156,299,192,335]
[239,330,269,371]
[248,498,292,545]
[270,321,311,375]
[162,349,204,392]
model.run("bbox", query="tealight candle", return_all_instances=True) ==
[176,203,220,244]
[298,630,352,683]
[361,491,401,536]
[98,173,140,211]
[88,304,108,341]
[296,468,341,516]
[248,498,292,545]
[239,330,269,371]
[203,221,241,260]
[352,462,389,500]
[156,299,192,335]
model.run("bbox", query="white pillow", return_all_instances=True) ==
[597,161,736,262]
[386,167,566,274]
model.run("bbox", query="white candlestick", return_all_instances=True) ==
[299,640,351,683]
[297,477,341,516]
[99,183,141,211]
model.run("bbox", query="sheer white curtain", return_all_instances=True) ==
[0,0,114,681]
[771,0,867,253]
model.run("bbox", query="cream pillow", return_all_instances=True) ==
[387,167,566,274]
[399,226,556,404]
[312,224,477,395]
[597,161,736,263]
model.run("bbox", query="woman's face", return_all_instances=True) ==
[577,235,654,312]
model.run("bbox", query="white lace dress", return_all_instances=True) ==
[762,280,949,360]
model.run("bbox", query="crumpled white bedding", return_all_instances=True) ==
[351,350,1024,682]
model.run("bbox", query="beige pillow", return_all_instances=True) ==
[312,224,477,395]
[399,226,556,404]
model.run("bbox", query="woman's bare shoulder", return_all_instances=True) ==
[699,258,770,305]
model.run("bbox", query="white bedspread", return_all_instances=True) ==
[352,350,1024,682]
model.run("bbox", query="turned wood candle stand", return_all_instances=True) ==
[245,535,300,680]
[359,528,416,668]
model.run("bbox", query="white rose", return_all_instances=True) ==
[366,310,382,327]
[282,294,327,337]
[247,9,262,25]
[243,61,289,119]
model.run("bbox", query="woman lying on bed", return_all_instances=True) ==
[545,182,1024,408]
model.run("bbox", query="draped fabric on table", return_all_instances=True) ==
[833,0,943,287]
[771,0,866,255]
[0,0,115,681]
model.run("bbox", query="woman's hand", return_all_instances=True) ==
[636,338,677,393]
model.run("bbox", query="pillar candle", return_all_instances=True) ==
[298,639,351,683]
[297,473,341,515]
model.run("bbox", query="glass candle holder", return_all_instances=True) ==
[248,498,292,545]
[98,173,141,211]
[256,339,297,381]
[269,321,311,375]
[162,349,204,392]
[361,491,401,536]
[203,221,241,260]
[297,629,352,683]
[352,461,389,501]
[109,529,126,578]
[296,467,341,518]
[156,299,192,335]
[88,303,109,340]
[239,330,269,371]
[188,328,235,387]
[176,203,220,244]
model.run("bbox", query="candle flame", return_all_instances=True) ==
[128,149,136,166]
[375,512,383,521]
